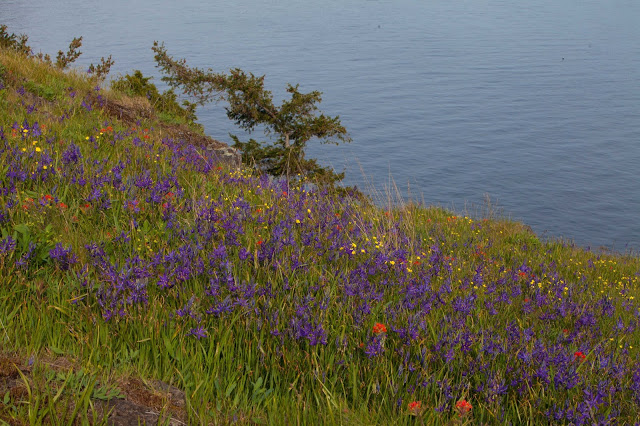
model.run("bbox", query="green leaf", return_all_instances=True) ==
[253,376,263,391]
[5,304,21,323]
[163,334,175,358]
[13,223,29,236]
[49,346,64,355]
[225,382,236,398]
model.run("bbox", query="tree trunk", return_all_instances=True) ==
[284,133,290,148]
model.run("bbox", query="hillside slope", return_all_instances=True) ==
[1,42,640,425]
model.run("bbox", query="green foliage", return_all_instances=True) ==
[0,24,31,55]
[111,69,158,98]
[87,55,114,83]
[1,25,108,81]
[504,231,542,249]
[1,24,84,71]
[23,80,56,101]
[110,69,155,98]
[111,69,199,126]
[152,41,351,184]
[0,63,6,87]
[1,363,115,424]
[45,368,125,401]
[231,135,345,187]
[54,36,83,69]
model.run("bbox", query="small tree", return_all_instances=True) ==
[152,42,351,185]
[54,36,83,69]
[0,24,31,55]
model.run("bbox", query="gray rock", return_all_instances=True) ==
[206,144,242,169]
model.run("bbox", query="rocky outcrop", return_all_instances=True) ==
[100,95,243,170]
[205,144,242,169]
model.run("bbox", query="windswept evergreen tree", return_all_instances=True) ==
[152,41,351,185]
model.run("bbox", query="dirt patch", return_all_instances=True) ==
[118,377,186,418]
[91,377,186,426]
[97,94,226,149]
[0,354,23,379]
[96,94,242,168]
[0,351,188,425]
[99,94,153,125]
[158,122,227,150]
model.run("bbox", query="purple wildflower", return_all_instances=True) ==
[0,236,16,256]
[49,243,77,270]
[61,143,82,165]
[15,242,36,268]
[187,326,208,339]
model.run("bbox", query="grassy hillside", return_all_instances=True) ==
[1,39,640,425]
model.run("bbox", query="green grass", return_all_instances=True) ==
[1,42,640,425]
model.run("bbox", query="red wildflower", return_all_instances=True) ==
[372,323,387,334]
[257,240,263,245]
[407,400,422,415]
[127,200,138,210]
[58,202,68,209]
[574,351,586,362]
[518,271,527,278]
[455,400,472,416]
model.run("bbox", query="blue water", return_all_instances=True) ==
[2,0,639,251]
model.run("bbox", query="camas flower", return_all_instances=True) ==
[0,236,17,256]
[187,326,208,339]
[49,243,78,271]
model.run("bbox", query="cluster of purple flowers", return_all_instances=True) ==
[2,84,640,422]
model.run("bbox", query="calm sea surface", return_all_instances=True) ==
[2,0,639,251]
